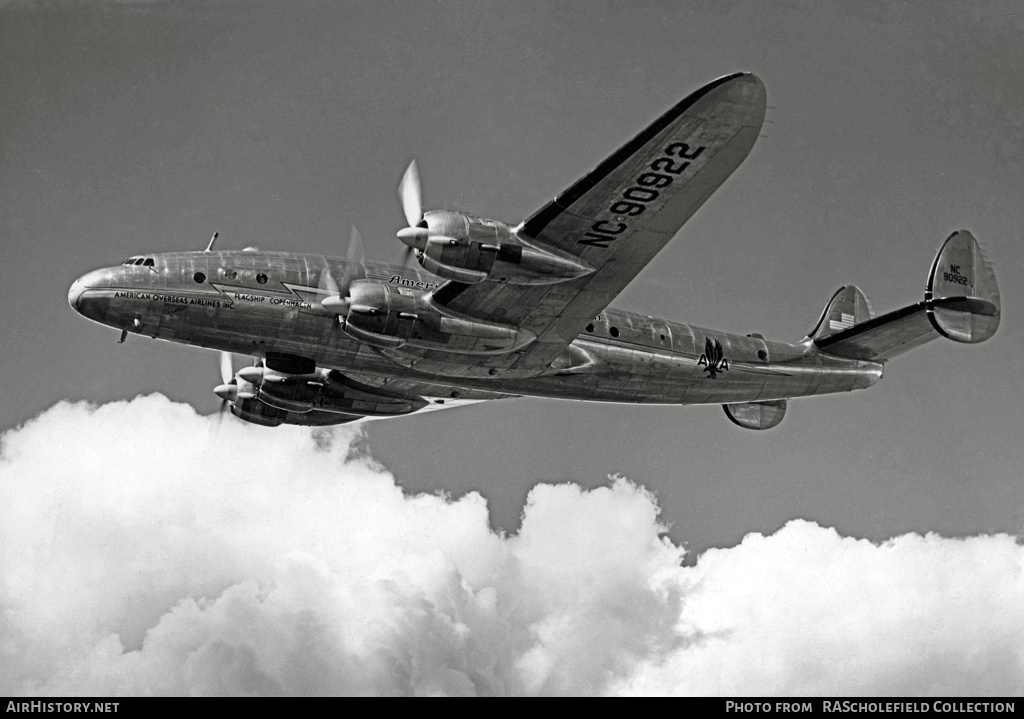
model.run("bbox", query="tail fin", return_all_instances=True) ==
[806,285,874,342]
[925,230,1000,343]
[812,230,1000,362]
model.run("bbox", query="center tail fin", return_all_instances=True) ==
[810,230,1000,362]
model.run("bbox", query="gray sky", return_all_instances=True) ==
[1,1,1022,695]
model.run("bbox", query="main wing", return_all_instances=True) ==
[413,73,767,377]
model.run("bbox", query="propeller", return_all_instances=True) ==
[399,243,416,269]
[397,160,429,255]
[219,350,233,386]
[213,351,237,415]
[321,226,367,316]
[398,159,422,228]
[213,351,257,413]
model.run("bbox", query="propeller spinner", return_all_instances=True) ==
[213,352,256,408]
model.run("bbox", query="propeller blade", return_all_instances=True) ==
[398,159,422,228]
[343,225,366,288]
[400,245,417,269]
[347,225,365,266]
[213,351,246,423]
[321,226,367,317]
[219,351,233,385]
[318,262,339,296]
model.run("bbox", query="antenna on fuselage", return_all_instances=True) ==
[205,232,219,252]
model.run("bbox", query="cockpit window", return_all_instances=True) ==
[123,257,138,265]
[143,258,154,267]
[134,258,146,265]
[123,256,155,266]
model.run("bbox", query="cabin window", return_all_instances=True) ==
[609,327,620,338]
[256,273,268,284]
[193,272,206,283]
[586,323,595,333]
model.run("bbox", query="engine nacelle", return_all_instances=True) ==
[230,395,361,427]
[242,366,427,417]
[337,279,536,355]
[231,396,285,426]
[409,211,594,285]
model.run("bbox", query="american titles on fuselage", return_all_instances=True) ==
[385,274,441,292]
[114,291,227,309]
[112,269,445,312]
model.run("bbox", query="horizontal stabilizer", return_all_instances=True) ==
[814,230,1000,361]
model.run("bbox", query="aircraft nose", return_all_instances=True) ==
[68,278,86,311]
[68,268,114,316]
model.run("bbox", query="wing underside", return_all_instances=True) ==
[415,73,767,378]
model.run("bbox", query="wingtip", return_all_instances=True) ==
[694,72,767,124]
[710,71,764,88]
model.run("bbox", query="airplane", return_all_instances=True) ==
[67,73,1000,430]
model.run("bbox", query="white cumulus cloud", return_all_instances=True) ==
[1,395,1021,696]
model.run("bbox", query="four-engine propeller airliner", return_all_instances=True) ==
[68,73,1000,429]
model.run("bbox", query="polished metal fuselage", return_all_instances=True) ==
[70,251,883,405]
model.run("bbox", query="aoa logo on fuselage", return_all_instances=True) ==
[698,337,729,379]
